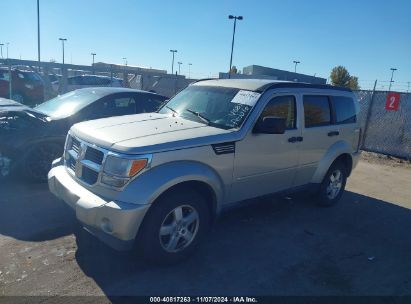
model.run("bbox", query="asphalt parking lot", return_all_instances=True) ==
[1,158,411,297]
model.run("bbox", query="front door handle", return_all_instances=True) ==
[328,131,340,137]
[288,136,303,143]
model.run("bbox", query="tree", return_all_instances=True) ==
[348,76,359,90]
[229,66,238,74]
[330,66,360,90]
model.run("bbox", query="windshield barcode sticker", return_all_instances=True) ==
[231,90,261,106]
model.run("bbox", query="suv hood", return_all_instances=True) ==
[71,113,235,154]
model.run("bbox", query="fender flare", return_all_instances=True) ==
[310,140,353,184]
[117,160,225,213]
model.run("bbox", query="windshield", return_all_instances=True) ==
[158,85,261,129]
[21,71,43,82]
[34,90,104,118]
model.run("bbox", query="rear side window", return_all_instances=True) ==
[333,96,356,124]
[260,95,296,129]
[303,95,331,128]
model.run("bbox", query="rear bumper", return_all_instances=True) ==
[48,161,150,251]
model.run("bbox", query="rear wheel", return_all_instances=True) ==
[137,188,210,264]
[24,143,63,182]
[316,161,347,207]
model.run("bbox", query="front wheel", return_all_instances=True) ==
[24,143,63,182]
[137,188,210,264]
[316,161,347,207]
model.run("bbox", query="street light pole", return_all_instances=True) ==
[177,62,182,75]
[293,60,300,73]
[59,38,67,64]
[91,53,96,74]
[188,63,192,79]
[91,53,96,66]
[122,57,127,66]
[37,0,41,69]
[388,68,397,92]
[0,44,3,59]
[169,50,177,75]
[228,15,243,79]
[6,43,9,59]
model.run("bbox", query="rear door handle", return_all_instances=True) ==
[328,131,339,137]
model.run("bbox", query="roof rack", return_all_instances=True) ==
[258,82,352,93]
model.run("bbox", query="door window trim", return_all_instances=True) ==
[253,94,298,132]
[303,94,333,128]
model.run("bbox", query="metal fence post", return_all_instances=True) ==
[8,61,12,99]
[361,80,378,149]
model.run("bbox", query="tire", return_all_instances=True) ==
[137,188,210,265]
[316,161,347,207]
[24,142,63,182]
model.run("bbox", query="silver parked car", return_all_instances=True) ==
[52,75,123,93]
[48,79,361,263]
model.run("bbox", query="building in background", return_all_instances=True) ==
[220,64,326,85]
[93,62,167,74]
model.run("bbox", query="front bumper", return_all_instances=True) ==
[48,161,150,251]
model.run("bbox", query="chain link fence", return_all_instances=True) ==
[0,59,194,106]
[355,90,411,159]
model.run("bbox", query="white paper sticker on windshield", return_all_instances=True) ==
[231,90,261,106]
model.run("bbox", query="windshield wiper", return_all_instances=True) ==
[185,108,211,125]
[165,105,178,115]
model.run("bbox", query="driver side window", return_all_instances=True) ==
[259,95,296,129]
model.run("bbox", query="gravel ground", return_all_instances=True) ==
[1,157,411,297]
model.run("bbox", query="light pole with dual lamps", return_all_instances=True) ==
[170,49,177,75]
[59,38,67,64]
[293,60,300,73]
[228,15,243,79]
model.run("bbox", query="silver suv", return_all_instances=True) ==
[48,79,361,263]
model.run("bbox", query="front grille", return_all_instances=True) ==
[65,135,104,186]
[81,166,99,185]
[84,147,104,165]
[71,137,81,154]
[68,156,76,171]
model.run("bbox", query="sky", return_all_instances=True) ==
[0,0,410,91]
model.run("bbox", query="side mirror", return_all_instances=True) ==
[253,116,286,134]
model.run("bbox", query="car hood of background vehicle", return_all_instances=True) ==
[0,98,28,112]
[71,113,236,154]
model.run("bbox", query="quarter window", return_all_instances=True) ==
[260,95,296,129]
[333,96,356,124]
[303,95,331,128]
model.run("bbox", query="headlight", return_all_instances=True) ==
[103,155,148,177]
[101,155,150,188]
[25,84,34,89]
